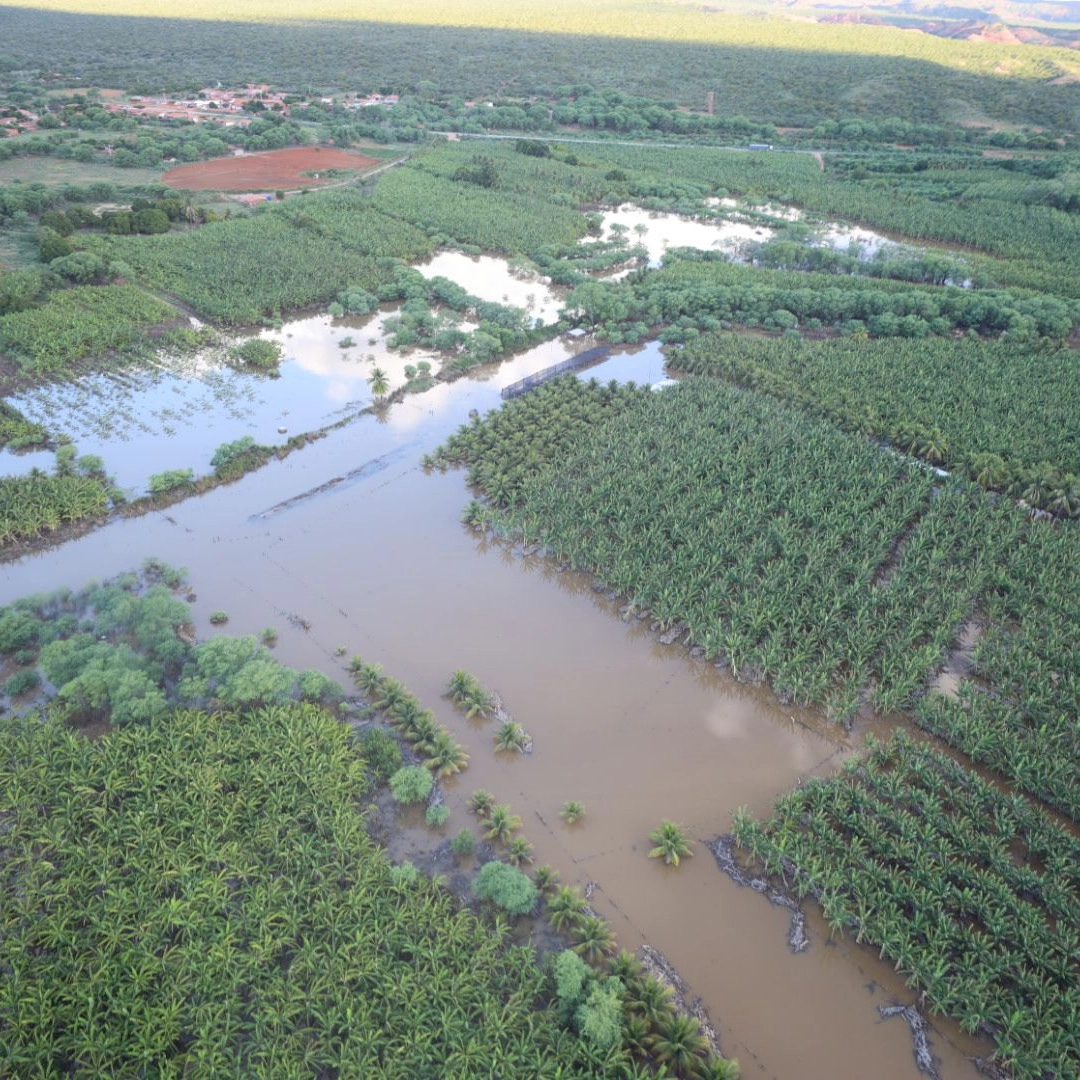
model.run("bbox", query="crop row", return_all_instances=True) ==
[0,284,175,371]
[672,332,1080,512]
[733,731,1080,1079]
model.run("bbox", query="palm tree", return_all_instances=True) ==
[532,864,559,896]
[572,915,616,963]
[629,975,674,1028]
[494,721,529,752]
[505,835,533,866]
[484,804,522,843]
[368,366,390,401]
[648,821,694,866]
[424,732,469,777]
[650,1014,709,1076]
[547,886,587,933]
[560,800,586,825]
[468,789,495,816]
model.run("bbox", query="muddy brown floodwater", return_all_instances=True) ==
[0,349,990,1080]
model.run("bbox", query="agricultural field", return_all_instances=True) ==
[732,733,1080,1079]
[160,146,380,191]
[673,334,1080,508]
[0,701,627,1076]
[0,284,176,371]
[4,6,1080,1080]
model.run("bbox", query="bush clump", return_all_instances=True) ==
[388,765,434,805]
[472,859,537,916]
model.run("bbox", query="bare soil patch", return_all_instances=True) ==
[161,147,379,192]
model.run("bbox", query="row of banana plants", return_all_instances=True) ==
[671,332,1080,514]
[0,702,623,1076]
[436,375,1020,721]
[915,516,1080,823]
[0,466,110,546]
[732,731,1080,1079]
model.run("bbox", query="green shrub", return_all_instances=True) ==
[426,803,450,828]
[389,765,433,805]
[231,338,282,371]
[298,668,343,703]
[472,860,538,916]
[3,669,40,696]
[360,726,402,781]
[209,610,228,625]
[451,828,476,857]
[148,470,194,496]
[388,862,420,888]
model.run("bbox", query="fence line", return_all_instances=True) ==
[501,346,611,400]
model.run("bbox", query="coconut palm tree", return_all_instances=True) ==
[650,1014,708,1076]
[484,804,522,843]
[648,821,694,866]
[560,800,586,825]
[505,835,533,867]
[572,916,616,963]
[468,789,495,816]
[547,886,587,933]
[368,366,390,401]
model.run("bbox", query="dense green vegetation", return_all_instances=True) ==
[673,333,1080,509]
[733,732,1080,1079]
[85,211,405,324]
[568,253,1076,344]
[0,283,175,370]
[0,455,111,545]
[437,376,1022,718]
[4,1,1080,131]
[0,702,626,1076]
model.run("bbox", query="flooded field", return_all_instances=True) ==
[0,319,989,1080]
[417,250,564,324]
[0,201,1002,1079]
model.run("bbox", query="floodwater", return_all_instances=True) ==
[592,203,900,272]
[0,323,989,1080]
[417,250,563,325]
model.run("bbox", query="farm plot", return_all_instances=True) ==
[732,731,1080,1080]
[672,333,1080,504]
[0,285,176,372]
[435,376,1019,718]
[160,146,380,191]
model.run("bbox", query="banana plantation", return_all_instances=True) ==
[0,703,622,1076]
[732,733,1080,1079]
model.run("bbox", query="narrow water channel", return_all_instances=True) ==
[0,337,988,1080]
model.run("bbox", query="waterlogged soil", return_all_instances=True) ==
[0,337,989,1080]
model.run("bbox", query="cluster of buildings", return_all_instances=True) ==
[101,84,289,128]
[0,108,38,137]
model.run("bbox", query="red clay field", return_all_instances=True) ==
[161,147,380,191]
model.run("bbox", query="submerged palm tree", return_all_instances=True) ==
[484,804,522,843]
[546,886,587,933]
[648,821,694,867]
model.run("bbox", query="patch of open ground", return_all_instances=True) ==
[161,146,380,191]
